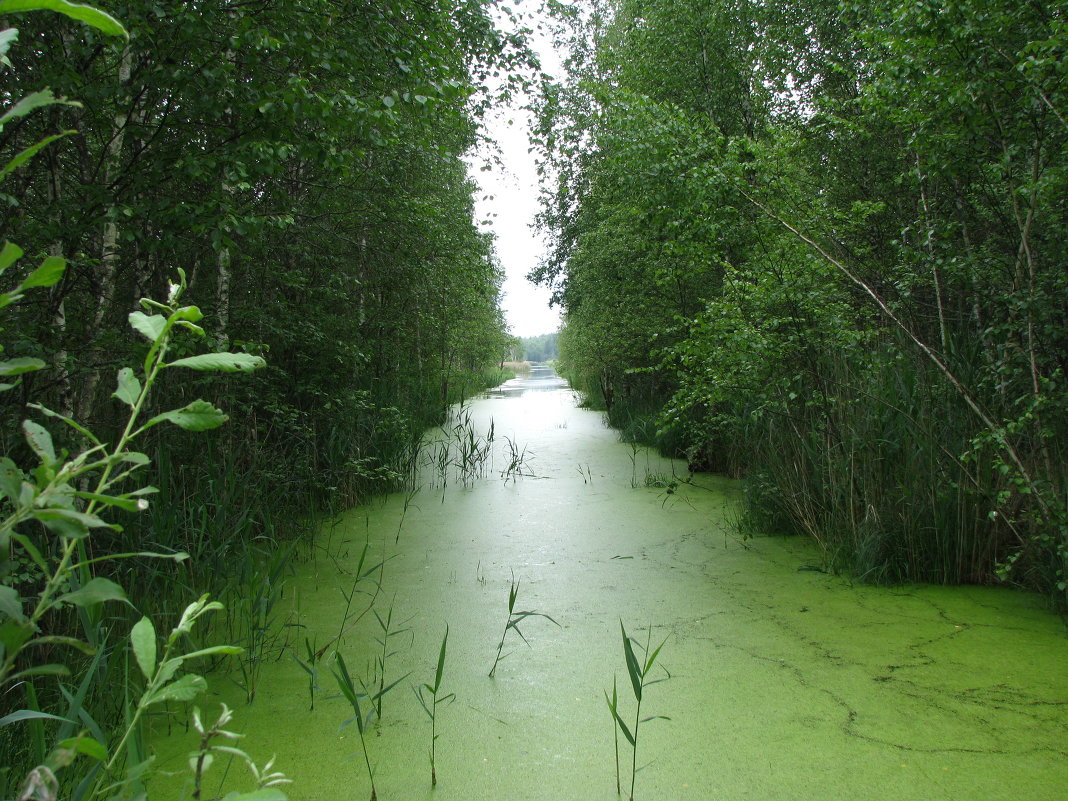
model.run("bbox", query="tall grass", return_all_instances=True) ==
[732,334,1032,585]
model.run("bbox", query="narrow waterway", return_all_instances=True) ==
[159,366,1068,801]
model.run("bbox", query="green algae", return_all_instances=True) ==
[152,374,1068,801]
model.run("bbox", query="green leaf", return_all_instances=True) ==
[332,653,365,734]
[0,584,24,622]
[167,352,266,373]
[0,618,34,655]
[171,305,203,323]
[220,790,288,801]
[8,663,70,680]
[128,311,166,342]
[36,507,117,534]
[22,419,55,464]
[0,0,128,37]
[39,512,89,540]
[131,616,156,681]
[0,28,18,63]
[0,456,22,502]
[0,241,23,272]
[620,621,643,702]
[0,131,74,182]
[0,90,70,128]
[604,689,636,746]
[0,357,46,376]
[0,709,73,728]
[56,734,107,762]
[644,636,668,675]
[112,367,141,407]
[147,673,207,705]
[24,635,95,654]
[172,644,242,662]
[147,399,228,432]
[433,624,449,692]
[28,402,100,444]
[58,577,130,608]
[70,490,143,513]
[19,255,65,288]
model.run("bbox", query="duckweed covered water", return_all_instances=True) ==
[155,367,1068,800]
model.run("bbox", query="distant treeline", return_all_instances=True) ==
[536,0,1068,600]
[520,332,559,362]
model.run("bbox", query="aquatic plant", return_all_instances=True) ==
[451,406,494,488]
[313,541,385,660]
[488,573,559,678]
[332,653,378,801]
[395,485,420,544]
[605,622,670,801]
[370,596,413,722]
[227,539,296,704]
[291,637,322,711]
[433,439,451,499]
[415,625,455,787]
[187,703,291,801]
[500,434,532,483]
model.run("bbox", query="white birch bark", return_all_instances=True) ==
[76,44,134,422]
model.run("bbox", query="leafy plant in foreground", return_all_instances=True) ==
[415,625,454,787]
[331,652,378,801]
[1,268,265,692]
[187,702,291,801]
[370,595,412,722]
[605,622,670,801]
[488,572,559,678]
[500,435,532,484]
[0,30,269,778]
[291,637,322,712]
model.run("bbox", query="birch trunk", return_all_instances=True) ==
[214,3,237,350]
[45,151,72,415]
[75,44,134,423]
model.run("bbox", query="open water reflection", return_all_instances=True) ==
[481,363,569,398]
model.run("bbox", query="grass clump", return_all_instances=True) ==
[488,572,559,678]
[605,622,670,801]
[415,625,455,787]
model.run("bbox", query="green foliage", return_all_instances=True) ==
[2,0,532,786]
[2,0,528,613]
[0,267,274,796]
[604,622,669,801]
[536,0,1068,601]
[414,624,454,787]
[186,704,291,801]
[487,572,559,677]
[519,332,559,362]
[331,652,378,801]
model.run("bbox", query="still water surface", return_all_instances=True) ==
[159,366,1068,800]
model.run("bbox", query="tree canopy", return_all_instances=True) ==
[535,0,1068,595]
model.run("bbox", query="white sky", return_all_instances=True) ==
[470,8,563,340]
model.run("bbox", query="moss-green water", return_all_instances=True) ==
[154,371,1068,800]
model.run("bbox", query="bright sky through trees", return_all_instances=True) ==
[471,7,562,339]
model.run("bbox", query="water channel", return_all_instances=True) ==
[158,365,1068,800]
